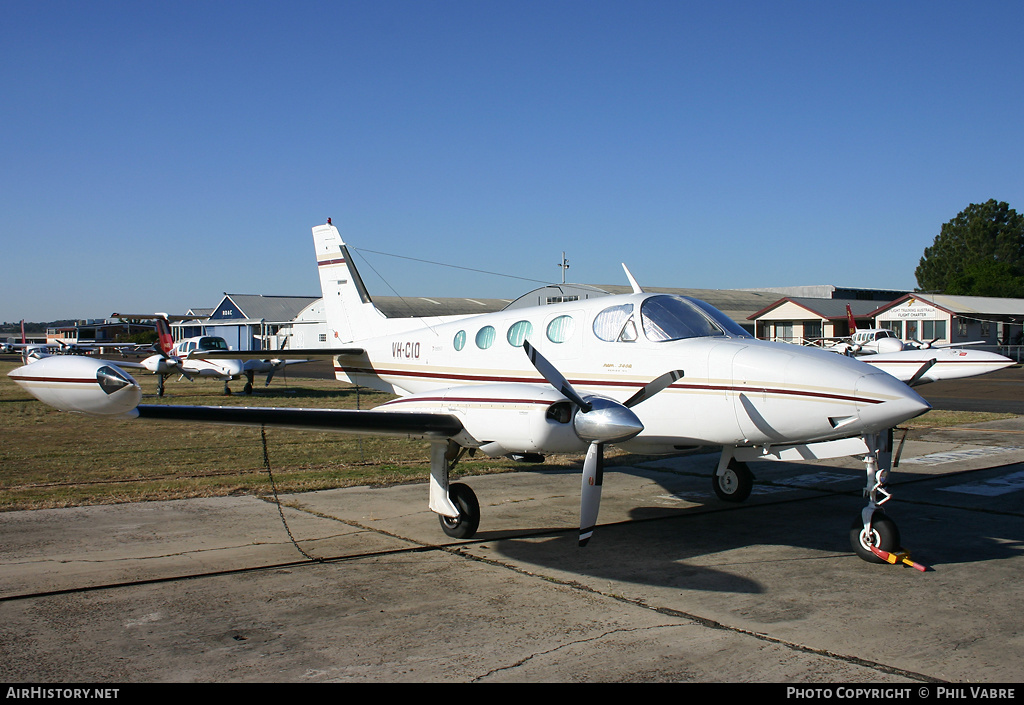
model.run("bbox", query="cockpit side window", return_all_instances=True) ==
[640,295,724,342]
[199,337,229,351]
[593,304,637,342]
[684,297,752,338]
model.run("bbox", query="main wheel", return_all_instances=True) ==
[712,459,753,502]
[439,482,480,539]
[850,512,901,563]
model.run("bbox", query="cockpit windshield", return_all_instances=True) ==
[198,337,229,351]
[639,295,751,342]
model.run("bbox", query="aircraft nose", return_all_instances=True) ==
[855,371,931,431]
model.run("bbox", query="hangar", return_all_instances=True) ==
[748,290,1024,355]
[159,284,1024,360]
[870,293,1024,347]
[747,298,883,344]
[170,294,319,352]
[167,284,780,350]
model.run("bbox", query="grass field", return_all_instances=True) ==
[1,358,1015,511]
[0,359,529,511]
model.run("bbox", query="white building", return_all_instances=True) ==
[870,293,1024,346]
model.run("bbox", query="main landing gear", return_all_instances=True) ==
[712,457,754,502]
[429,440,481,540]
[439,483,480,539]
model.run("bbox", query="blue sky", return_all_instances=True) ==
[3,1,1023,323]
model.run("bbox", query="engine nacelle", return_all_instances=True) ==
[374,383,589,456]
[8,356,142,416]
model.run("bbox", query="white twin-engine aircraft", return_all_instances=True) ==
[834,305,1013,386]
[10,221,935,563]
[110,314,306,396]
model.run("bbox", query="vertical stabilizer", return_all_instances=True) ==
[846,304,858,334]
[154,315,175,355]
[312,220,387,343]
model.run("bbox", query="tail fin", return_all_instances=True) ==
[154,316,175,355]
[312,220,387,343]
[846,305,858,334]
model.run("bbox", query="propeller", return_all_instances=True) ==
[906,358,937,387]
[523,340,683,546]
[265,360,287,386]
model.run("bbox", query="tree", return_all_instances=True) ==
[944,259,1024,298]
[915,200,1024,295]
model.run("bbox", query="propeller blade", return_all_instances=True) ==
[893,427,909,467]
[907,358,937,387]
[523,340,591,412]
[579,442,604,547]
[622,370,684,408]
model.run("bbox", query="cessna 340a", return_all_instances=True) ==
[109,314,308,396]
[10,220,937,562]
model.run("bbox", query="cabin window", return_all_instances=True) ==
[546,315,575,344]
[454,330,466,351]
[199,337,229,351]
[593,304,637,342]
[475,326,496,349]
[506,321,533,347]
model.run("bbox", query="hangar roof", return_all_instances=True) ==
[868,293,1024,319]
[748,297,884,321]
[593,285,781,323]
[209,294,321,323]
[373,295,512,318]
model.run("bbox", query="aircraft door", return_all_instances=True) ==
[697,343,744,444]
[731,345,798,444]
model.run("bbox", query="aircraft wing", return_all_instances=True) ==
[186,348,365,360]
[131,404,463,437]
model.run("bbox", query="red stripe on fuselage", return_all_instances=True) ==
[336,366,883,405]
[9,375,95,384]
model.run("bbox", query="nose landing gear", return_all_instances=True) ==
[851,429,926,569]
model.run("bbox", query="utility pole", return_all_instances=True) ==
[559,252,569,284]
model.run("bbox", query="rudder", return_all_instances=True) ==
[312,219,387,344]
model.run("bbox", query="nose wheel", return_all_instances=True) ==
[852,429,915,565]
[850,511,900,563]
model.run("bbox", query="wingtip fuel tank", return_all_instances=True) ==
[8,356,142,416]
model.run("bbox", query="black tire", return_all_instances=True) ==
[712,460,753,502]
[439,483,480,539]
[850,512,901,563]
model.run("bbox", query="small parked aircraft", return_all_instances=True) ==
[111,314,308,396]
[828,305,1014,385]
[10,220,937,563]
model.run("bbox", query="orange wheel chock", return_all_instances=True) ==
[870,545,929,572]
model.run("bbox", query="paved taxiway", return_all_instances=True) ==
[2,403,1024,682]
